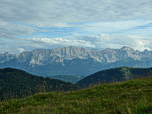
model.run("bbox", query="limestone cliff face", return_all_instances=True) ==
[0,46,152,67]
[0,52,19,64]
[99,46,149,63]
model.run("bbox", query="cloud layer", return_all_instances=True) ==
[0,0,152,54]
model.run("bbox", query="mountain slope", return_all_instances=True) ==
[75,66,152,89]
[0,52,19,64]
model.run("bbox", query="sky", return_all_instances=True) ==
[1,0,152,54]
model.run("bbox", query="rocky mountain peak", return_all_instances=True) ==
[143,49,150,55]
[120,46,134,51]
[105,48,111,51]
[81,47,87,49]
[62,46,76,49]
[144,49,148,52]
[4,52,9,55]
[91,48,98,51]
[121,46,131,49]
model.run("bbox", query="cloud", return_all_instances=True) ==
[0,33,150,54]
[0,0,152,54]
[0,0,152,40]
[65,33,152,51]
[21,34,152,48]
[1,0,152,24]
[0,20,38,39]
[31,21,89,28]
[69,20,152,36]
[16,47,25,53]
[30,37,95,48]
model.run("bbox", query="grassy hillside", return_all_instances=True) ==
[0,67,81,103]
[0,70,152,113]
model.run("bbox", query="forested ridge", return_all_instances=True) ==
[0,67,81,102]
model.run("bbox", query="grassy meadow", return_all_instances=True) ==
[0,74,152,114]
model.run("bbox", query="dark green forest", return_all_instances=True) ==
[0,67,81,103]
[76,66,152,89]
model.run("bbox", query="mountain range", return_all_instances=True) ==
[0,46,152,83]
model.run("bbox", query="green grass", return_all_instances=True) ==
[0,74,152,114]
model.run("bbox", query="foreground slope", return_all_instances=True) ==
[0,72,152,113]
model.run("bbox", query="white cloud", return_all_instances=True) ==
[16,47,25,53]
[65,33,152,52]
[1,33,152,54]
[30,37,95,48]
